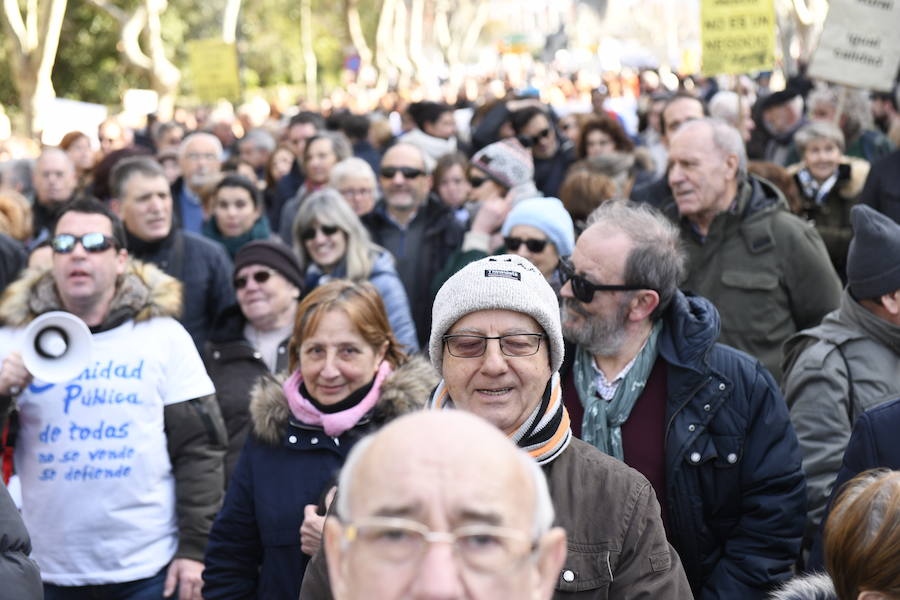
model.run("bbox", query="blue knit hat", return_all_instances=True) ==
[501,197,575,257]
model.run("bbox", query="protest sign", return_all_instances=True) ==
[701,0,776,75]
[187,39,241,102]
[808,0,900,92]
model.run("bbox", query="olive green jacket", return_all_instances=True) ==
[661,175,841,381]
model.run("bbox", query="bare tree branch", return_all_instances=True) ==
[2,0,29,53]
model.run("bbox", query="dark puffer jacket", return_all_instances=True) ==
[564,292,807,598]
[204,304,292,482]
[0,479,41,599]
[202,356,438,600]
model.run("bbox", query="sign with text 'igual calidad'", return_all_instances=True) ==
[808,0,900,92]
[700,0,775,75]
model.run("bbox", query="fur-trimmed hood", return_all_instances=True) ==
[249,354,438,446]
[768,573,836,600]
[0,259,182,329]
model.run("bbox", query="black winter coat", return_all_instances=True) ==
[0,479,41,600]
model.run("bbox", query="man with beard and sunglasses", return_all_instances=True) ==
[0,198,226,600]
[362,143,464,350]
[558,200,806,599]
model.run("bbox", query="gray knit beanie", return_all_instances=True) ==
[847,204,900,299]
[470,138,534,190]
[429,254,564,374]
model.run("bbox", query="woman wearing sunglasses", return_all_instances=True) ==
[204,240,305,480]
[433,195,575,298]
[202,174,273,258]
[292,188,419,352]
[203,280,437,600]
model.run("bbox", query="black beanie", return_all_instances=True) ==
[233,241,305,292]
[847,205,900,299]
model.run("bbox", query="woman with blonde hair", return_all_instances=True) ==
[293,188,418,351]
[203,280,437,600]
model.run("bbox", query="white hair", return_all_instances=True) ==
[177,131,224,161]
[334,433,556,540]
[329,157,377,189]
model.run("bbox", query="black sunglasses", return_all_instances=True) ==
[468,175,489,188]
[380,166,425,179]
[504,237,549,253]
[533,128,551,141]
[300,224,341,241]
[234,269,273,289]
[558,256,653,303]
[51,233,118,254]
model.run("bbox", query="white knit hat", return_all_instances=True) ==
[429,254,564,374]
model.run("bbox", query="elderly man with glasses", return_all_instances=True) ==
[0,198,226,600]
[362,142,464,350]
[301,253,692,599]
[324,410,568,600]
[559,200,806,598]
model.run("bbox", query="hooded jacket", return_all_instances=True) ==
[202,355,438,600]
[0,479,41,600]
[661,174,841,381]
[563,291,807,598]
[0,261,227,564]
[768,574,836,600]
[782,289,900,544]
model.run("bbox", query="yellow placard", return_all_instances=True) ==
[187,39,241,102]
[701,0,775,75]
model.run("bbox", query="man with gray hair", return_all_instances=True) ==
[664,117,840,380]
[173,132,224,233]
[238,128,276,180]
[560,199,806,597]
[324,410,567,600]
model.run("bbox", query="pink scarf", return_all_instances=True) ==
[282,360,393,437]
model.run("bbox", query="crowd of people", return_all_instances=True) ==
[1,67,900,600]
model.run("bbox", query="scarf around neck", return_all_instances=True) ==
[282,360,393,437]
[202,215,272,258]
[426,372,571,465]
[574,320,662,461]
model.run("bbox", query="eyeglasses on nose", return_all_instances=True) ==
[380,166,425,179]
[558,256,652,303]
[234,269,273,289]
[51,233,119,254]
[504,237,549,253]
[442,333,545,358]
[340,516,535,574]
[300,224,341,241]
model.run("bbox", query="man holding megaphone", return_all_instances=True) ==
[0,198,227,600]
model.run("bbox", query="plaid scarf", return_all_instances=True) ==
[427,372,571,465]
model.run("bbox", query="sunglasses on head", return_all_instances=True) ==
[380,166,425,179]
[504,237,549,253]
[50,233,118,254]
[300,224,341,241]
[234,269,273,290]
[558,256,653,303]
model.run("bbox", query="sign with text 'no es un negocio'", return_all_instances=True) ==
[808,0,900,92]
[701,0,775,76]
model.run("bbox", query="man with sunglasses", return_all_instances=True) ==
[510,106,576,198]
[0,198,226,600]
[559,200,806,598]
[362,143,464,349]
[110,156,234,350]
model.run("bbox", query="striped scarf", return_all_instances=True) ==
[427,372,571,465]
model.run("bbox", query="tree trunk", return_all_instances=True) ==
[222,0,241,44]
[2,0,68,139]
[301,0,317,104]
[375,0,397,93]
[345,0,372,76]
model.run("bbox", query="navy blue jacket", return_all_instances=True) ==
[660,292,806,598]
[806,396,900,571]
[563,291,806,598]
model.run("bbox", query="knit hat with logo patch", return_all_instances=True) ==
[469,137,534,190]
[429,254,563,374]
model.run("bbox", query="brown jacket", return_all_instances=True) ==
[299,437,692,599]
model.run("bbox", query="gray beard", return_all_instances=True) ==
[561,298,629,358]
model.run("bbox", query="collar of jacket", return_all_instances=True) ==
[840,288,900,354]
[249,354,439,446]
[0,259,182,331]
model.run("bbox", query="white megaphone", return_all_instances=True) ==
[22,311,93,383]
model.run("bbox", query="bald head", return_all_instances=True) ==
[379,143,432,221]
[34,148,77,206]
[327,411,565,600]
